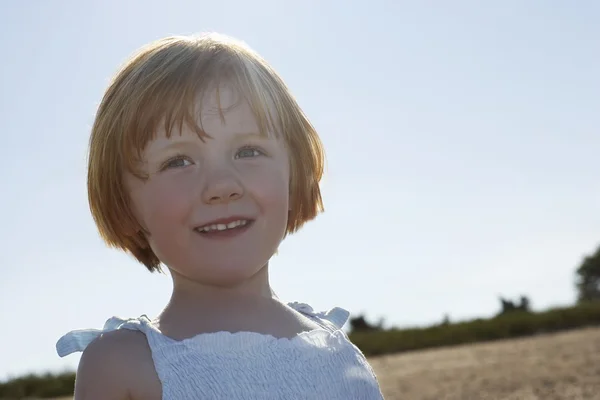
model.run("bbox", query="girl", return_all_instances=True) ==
[56,33,384,399]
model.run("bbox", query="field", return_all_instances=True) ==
[369,326,600,399]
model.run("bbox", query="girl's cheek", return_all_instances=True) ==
[145,182,193,223]
[254,178,289,209]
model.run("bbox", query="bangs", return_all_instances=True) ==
[118,39,285,177]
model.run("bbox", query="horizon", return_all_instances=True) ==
[1,1,598,380]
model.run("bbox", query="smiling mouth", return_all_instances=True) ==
[194,219,254,238]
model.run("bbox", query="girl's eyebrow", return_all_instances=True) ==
[233,132,265,139]
[146,131,275,158]
[147,139,197,158]
[232,131,276,140]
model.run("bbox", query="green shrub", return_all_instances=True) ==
[349,302,600,357]
[0,371,75,399]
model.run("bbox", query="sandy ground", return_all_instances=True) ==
[48,327,600,400]
[369,326,600,399]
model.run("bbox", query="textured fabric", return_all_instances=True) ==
[56,302,384,399]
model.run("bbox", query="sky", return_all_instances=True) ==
[0,0,598,381]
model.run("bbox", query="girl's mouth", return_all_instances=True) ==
[194,219,254,239]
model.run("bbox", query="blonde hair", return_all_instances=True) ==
[87,33,325,272]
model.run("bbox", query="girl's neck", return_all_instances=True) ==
[164,264,278,314]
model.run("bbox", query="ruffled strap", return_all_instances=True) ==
[288,302,350,331]
[56,316,151,357]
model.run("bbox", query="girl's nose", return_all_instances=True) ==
[201,171,244,205]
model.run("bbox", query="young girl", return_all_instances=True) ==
[56,33,384,399]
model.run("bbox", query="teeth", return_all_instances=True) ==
[198,220,248,233]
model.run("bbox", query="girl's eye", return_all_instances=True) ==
[163,156,192,170]
[235,147,263,159]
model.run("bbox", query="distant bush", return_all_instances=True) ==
[497,295,532,316]
[349,314,384,332]
[348,301,600,357]
[0,371,75,399]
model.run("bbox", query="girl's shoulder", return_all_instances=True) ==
[70,321,162,400]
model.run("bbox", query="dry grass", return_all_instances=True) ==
[369,326,600,400]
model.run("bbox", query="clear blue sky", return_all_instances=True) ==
[1,0,598,381]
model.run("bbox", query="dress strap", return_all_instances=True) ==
[56,315,154,357]
[287,302,350,332]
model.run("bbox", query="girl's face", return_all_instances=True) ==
[127,85,290,287]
